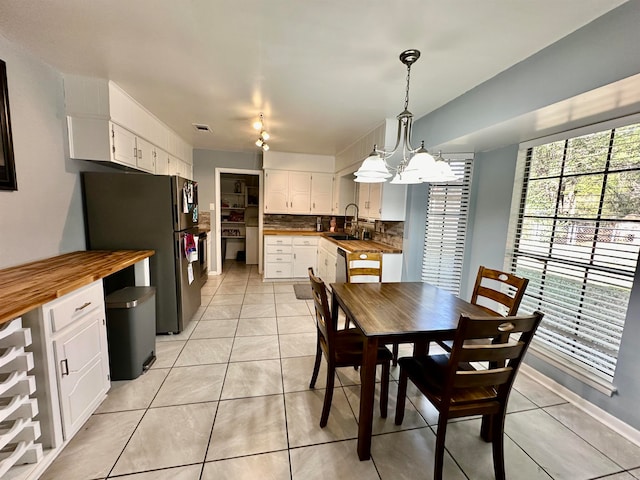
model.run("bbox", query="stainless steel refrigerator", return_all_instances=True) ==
[82,172,201,334]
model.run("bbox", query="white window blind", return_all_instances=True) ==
[421,157,473,294]
[508,121,640,383]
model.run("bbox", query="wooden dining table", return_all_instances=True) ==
[330,281,490,460]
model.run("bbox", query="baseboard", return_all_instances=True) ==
[519,364,640,447]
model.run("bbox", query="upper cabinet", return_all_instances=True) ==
[64,75,193,178]
[357,182,406,221]
[310,173,334,214]
[264,170,335,215]
[263,151,336,216]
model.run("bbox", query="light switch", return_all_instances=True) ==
[209,203,215,211]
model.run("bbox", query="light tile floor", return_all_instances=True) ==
[41,261,640,480]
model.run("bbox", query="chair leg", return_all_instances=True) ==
[319,362,336,428]
[309,336,322,389]
[491,411,507,480]
[434,415,448,480]
[379,360,390,418]
[394,366,408,425]
[392,343,399,366]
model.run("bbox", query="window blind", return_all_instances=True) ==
[508,122,640,382]
[421,158,473,295]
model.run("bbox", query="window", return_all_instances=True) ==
[508,120,640,388]
[421,157,473,294]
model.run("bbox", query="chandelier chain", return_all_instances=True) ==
[404,63,411,112]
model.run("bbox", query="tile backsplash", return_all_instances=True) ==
[263,214,404,250]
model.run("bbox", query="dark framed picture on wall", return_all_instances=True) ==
[0,59,17,191]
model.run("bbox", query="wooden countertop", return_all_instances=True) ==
[0,250,154,325]
[263,230,402,253]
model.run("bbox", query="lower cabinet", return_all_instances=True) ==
[292,237,318,278]
[53,307,110,438]
[24,280,110,449]
[317,238,338,285]
[264,235,319,280]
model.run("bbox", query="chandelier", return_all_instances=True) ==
[354,49,456,184]
[253,113,270,151]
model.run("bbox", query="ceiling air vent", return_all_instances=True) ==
[192,123,213,133]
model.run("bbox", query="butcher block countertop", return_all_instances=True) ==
[0,250,154,325]
[263,230,402,253]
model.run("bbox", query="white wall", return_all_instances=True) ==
[0,35,108,268]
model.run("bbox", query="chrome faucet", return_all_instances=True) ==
[344,203,359,238]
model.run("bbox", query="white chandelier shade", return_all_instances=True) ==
[354,49,457,185]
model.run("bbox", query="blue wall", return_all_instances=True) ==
[406,1,640,429]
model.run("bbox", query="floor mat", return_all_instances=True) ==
[293,283,313,300]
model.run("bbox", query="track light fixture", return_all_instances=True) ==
[253,113,270,151]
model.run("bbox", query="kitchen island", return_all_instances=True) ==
[0,249,154,480]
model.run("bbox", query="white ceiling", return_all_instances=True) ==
[0,0,628,155]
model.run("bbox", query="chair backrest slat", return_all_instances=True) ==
[453,368,512,389]
[471,266,528,316]
[346,251,382,283]
[443,311,543,403]
[458,342,524,364]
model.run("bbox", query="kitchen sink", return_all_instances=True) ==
[325,234,359,241]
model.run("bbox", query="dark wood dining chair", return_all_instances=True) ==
[395,311,544,480]
[471,265,529,317]
[344,251,400,364]
[308,267,392,427]
[435,266,529,353]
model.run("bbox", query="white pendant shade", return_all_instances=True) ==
[404,150,436,175]
[354,154,391,179]
[354,174,387,183]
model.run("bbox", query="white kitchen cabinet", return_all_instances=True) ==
[317,238,338,286]
[134,136,156,173]
[311,173,334,214]
[289,172,312,214]
[292,237,318,277]
[357,182,406,220]
[264,235,318,279]
[381,253,403,282]
[109,122,137,168]
[154,148,169,175]
[64,75,192,173]
[264,169,333,215]
[53,307,109,438]
[264,170,311,214]
[264,236,293,279]
[24,280,110,447]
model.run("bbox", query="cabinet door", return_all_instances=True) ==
[311,173,334,214]
[264,170,289,213]
[135,137,156,173]
[293,245,317,278]
[168,155,181,176]
[288,172,312,214]
[357,183,370,217]
[155,148,169,175]
[368,183,382,219]
[54,310,109,439]
[111,123,137,167]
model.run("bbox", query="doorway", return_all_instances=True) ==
[213,168,263,275]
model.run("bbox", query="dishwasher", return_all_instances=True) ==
[336,248,347,283]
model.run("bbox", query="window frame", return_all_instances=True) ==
[506,113,640,395]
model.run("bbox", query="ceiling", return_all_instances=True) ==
[0,0,628,156]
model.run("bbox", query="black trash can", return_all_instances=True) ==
[105,286,157,380]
